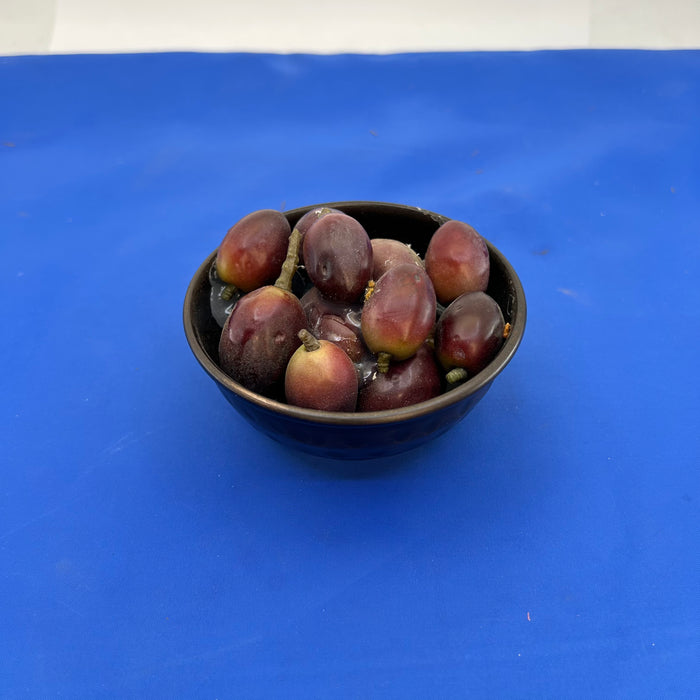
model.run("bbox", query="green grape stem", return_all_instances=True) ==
[446,367,469,384]
[376,351,392,374]
[221,283,238,301]
[274,226,302,292]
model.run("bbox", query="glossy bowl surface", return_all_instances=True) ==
[184,201,526,460]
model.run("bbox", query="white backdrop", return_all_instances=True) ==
[2,0,700,55]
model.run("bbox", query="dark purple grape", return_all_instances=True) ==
[315,314,366,363]
[300,287,367,364]
[357,343,442,411]
[302,212,372,303]
[435,291,505,382]
[294,206,342,263]
[425,219,489,304]
[300,286,362,333]
[218,286,306,396]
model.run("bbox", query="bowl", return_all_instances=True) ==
[183,201,526,460]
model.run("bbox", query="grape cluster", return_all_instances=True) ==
[211,207,509,412]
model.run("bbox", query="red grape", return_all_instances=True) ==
[361,263,436,371]
[215,209,291,293]
[435,291,505,381]
[425,219,489,304]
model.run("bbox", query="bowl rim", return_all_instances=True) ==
[183,200,527,426]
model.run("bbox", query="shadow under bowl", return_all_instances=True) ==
[184,201,526,460]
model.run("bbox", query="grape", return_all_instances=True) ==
[361,263,437,371]
[294,206,342,263]
[216,209,291,293]
[300,286,367,367]
[284,330,358,412]
[435,291,505,383]
[218,286,307,397]
[357,343,442,411]
[370,238,423,280]
[318,314,367,363]
[218,226,307,397]
[302,212,372,303]
[424,219,489,304]
[295,206,341,236]
[300,286,362,334]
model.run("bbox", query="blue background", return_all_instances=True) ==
[1,50,698,697]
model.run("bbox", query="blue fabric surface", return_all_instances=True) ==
[1,50,699,697]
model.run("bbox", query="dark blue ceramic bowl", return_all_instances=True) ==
[183,201,526,460]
